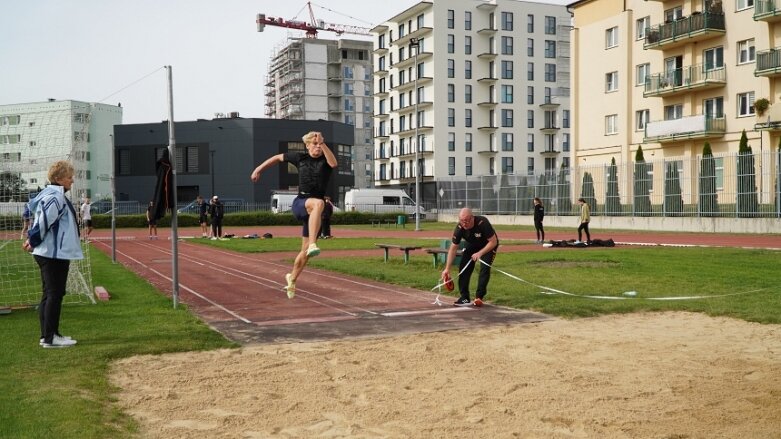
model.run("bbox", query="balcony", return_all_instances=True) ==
[395,125,433,137]
[754,0,781,21]
[477,125,498,132]
[478,100,498,108]
[540,124,560,133]
[755,47,781,77]
[539,96,561,109]
[541,148,560,156]
[392,27,433,48]
[477,50,498,60]
[644,64,726,97]
[477,145,498,154]
[644,115,726,143]
[391,51,432,70]
[390,76,433,93]
[476,0,497,10]
[644,12,725,50]
[477,26,497,35]
[397,101,434,115]
[477,76,498,83]
[754,103,781,131]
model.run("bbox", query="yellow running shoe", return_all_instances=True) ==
[284,273,295,299]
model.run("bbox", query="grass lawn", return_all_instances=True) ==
[1,233,779,438]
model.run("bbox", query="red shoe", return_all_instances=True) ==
[473,298,483,307]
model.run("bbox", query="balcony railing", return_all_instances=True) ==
[645,115,726,143]
[755,47,781,76]
[754,0,781,21]
[755,103,781,130]
[644,64,726,97]
[644,12,725,50]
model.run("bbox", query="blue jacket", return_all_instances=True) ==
[27,185,84,260]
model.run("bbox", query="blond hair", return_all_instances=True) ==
[302,131,322,145]
[48,160,75,184]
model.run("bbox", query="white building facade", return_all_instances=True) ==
[372,0,572,205]
[264,38,374,190]
[0,100,122,200]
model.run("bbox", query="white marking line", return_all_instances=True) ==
[381,307,474,317]
[94,242,252,323]
[189,243,439,303]
[129,240,365,317]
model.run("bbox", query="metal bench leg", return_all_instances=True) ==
[383,248,389,263]
[431,254,438,267]
[403,250,410,264]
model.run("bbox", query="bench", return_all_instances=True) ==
[375,244,422,264]
[425,248,464,267]
[370,219,394,228]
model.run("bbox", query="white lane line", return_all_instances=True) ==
[381,307,475,317]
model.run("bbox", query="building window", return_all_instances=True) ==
[447,34,455,53]
[737,0,755,11]
[606,71,618,92]
[465,11,471,30]
[501,11,513,31]
[447,59,455,78]
[527,14,534,33]
[704,46,724,71]
[501,133,513,151]
[399,23,405,38]
[563,110,570,128]
[704,97,724,118]
[527,86,534,104]
[502,36,513,55]
[606,26,618,49]
[563,133,570,152]
[605,114,618,135]
[489,157,495,175]
[527,62,534,80]
[665,6,683,22]
[448,108,455,126]
[501,60,513,79]
[502,85,514,103]
[527,133,535,152]
[544,16,556,34]
[447,9,454,28]
[465,84,472,103]
[465,133,472,151]
[544,40,556,58]
[544,63,556,82]
[501,109,513,127]
[738,92,755,116]
[378,34,386,49]
[502,157,514,174]
[737,39,755,64]
[448,132,456,151]
[527,38,534,57]
[465,156,473,175]
[635,109,650,131]
[636,63,650,86]
[465,60,472,79]
[527,157,534,176]
[664,104,683,120]
[417,14,424,30]
[448,157,456,175]
[636,16,649,40]
[119,149,131,175]
[465,109,473,127]
[448,84,455,102]
[527,110,535,128]
[465,36,472,55]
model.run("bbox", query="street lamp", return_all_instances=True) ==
[210,150,216,196]
[410,37,421,231]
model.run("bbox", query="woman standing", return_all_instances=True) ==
[23,161,83,348]
[533,197,545,244]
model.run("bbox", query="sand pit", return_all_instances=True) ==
[110,312,781,438]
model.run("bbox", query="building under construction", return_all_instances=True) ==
[264,38,374,189]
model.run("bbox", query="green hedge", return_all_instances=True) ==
[89,211,409,229]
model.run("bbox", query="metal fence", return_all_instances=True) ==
[438,149,781,218]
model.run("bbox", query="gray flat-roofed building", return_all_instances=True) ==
[113,116,354,205]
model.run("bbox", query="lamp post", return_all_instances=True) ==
[410,37,421,231]
[210,150,216,197]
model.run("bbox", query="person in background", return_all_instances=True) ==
[23,160,82,348]
[80,197,93,240]
[146,200,158,240]
[576,197,592,245]
[250,131,337,299]
[197,195,209,238]
[533,197,545,244]
[319,195,334,239]
[209,195,224,240]
[441,207,499,307]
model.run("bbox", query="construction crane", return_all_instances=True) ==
[257,1,371,38]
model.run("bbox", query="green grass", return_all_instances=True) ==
[0,250,236,439]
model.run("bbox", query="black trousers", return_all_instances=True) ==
[34,255,70,343]
[211,217,223,237]
[578,222,591,241]
[457,248,497,300]
[320,218,331,237]
[534,220,544,240]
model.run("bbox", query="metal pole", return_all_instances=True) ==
[210,150,216,196]
[109,134,116,263]
[165,65,180,308]
[411,38,421,231]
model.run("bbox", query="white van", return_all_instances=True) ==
[270,192,297,214]
[344,189,424,217]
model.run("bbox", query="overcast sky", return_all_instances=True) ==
[0,0,570,125]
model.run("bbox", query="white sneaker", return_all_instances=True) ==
[306,243,321,257]
[574,240,582,244]
[43,334,77,348]
[284,273,295,299]
[210,237,218,240]
[40,334,74,346]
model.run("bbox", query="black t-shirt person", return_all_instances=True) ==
[452,215,500,253]
[283,151,333,199]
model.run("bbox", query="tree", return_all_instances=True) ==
[0,172,26,202]
[736,130,758,217]
[664,162,683,216]
[556,164,572,215]
[633,145,652,216]
[580,172,597,214]
[699,142,718,217]
[605,157,621,215]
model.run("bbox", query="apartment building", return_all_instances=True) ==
[264,38,373,190]
[570,0,779,205]
[372,0,572,205]
[0,100,122,200]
